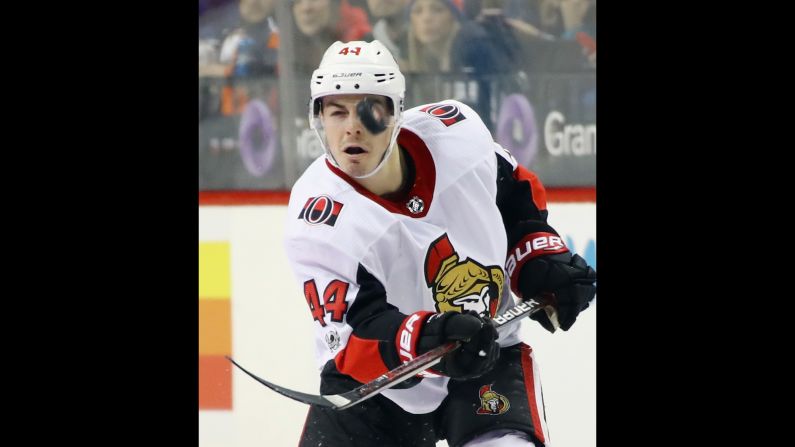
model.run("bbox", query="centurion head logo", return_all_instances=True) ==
[477,384,510,416]
[424,234,504,316]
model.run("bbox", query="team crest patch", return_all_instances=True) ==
[424,234,504,317]
[406,195,424,214]
[298,195,344,226]
[476,384,510,415]
[420,103,467,127]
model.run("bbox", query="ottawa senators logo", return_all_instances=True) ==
[298,195,344,227]
[477,384,510,416]
[424,234,504,317]
[420,103,467,127]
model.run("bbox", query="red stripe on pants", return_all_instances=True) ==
[519,343,546,444]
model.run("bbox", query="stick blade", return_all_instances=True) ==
[225,356,341,409]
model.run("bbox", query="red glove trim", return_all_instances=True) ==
[395,311,435,364]
[506,232,569,298]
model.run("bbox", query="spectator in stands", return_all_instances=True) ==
[199,0,244,77]
[218,0,279,78]
[198,0,279,117]
[292,0,372,74]
[510,0,594,71]
[533,0,563,37]
[527,0,594,40]
[560,0,595,40]
[465,0,556,41]
[199,0,240,41]
[406,0,513,75]
[362,0,412,69]
[210,0,280,116]
[406,0,516,130]
[560,0,595,67]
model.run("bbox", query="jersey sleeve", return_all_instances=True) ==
[494,142,548,225]
[493,143,571,297]
[284,235,422,388]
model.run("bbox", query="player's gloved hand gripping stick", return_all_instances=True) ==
[227,295,554,411]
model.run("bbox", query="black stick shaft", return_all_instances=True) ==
[228,297,550,410]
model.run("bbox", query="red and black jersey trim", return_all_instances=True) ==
[495,154,548,228]
[513,165,547,214]
[330,264,422,388]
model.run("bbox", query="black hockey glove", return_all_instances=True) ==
[506,220,596,333]
[416,311,500,380]
[519,252,596,333]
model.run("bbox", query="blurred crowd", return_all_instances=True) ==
[200,0,595,116]
[198,0,596,190]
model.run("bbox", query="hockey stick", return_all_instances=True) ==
[226,296,551,411]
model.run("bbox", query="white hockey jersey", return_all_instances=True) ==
[284,100,549,414]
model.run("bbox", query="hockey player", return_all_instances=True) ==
[284,40,596,447]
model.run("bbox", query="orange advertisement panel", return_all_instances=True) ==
[199,242,232,410]
[199,355,232,409]
[200,299,231,355]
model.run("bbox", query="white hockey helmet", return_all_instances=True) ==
[309,40,406,178]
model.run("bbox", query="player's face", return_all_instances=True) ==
[411,0,456,45]
[320,94,394,178]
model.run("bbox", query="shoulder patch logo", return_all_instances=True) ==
[406,195,424,214]
[476,384,510,415]
[298,195,344,226]
[420,103,467,127]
